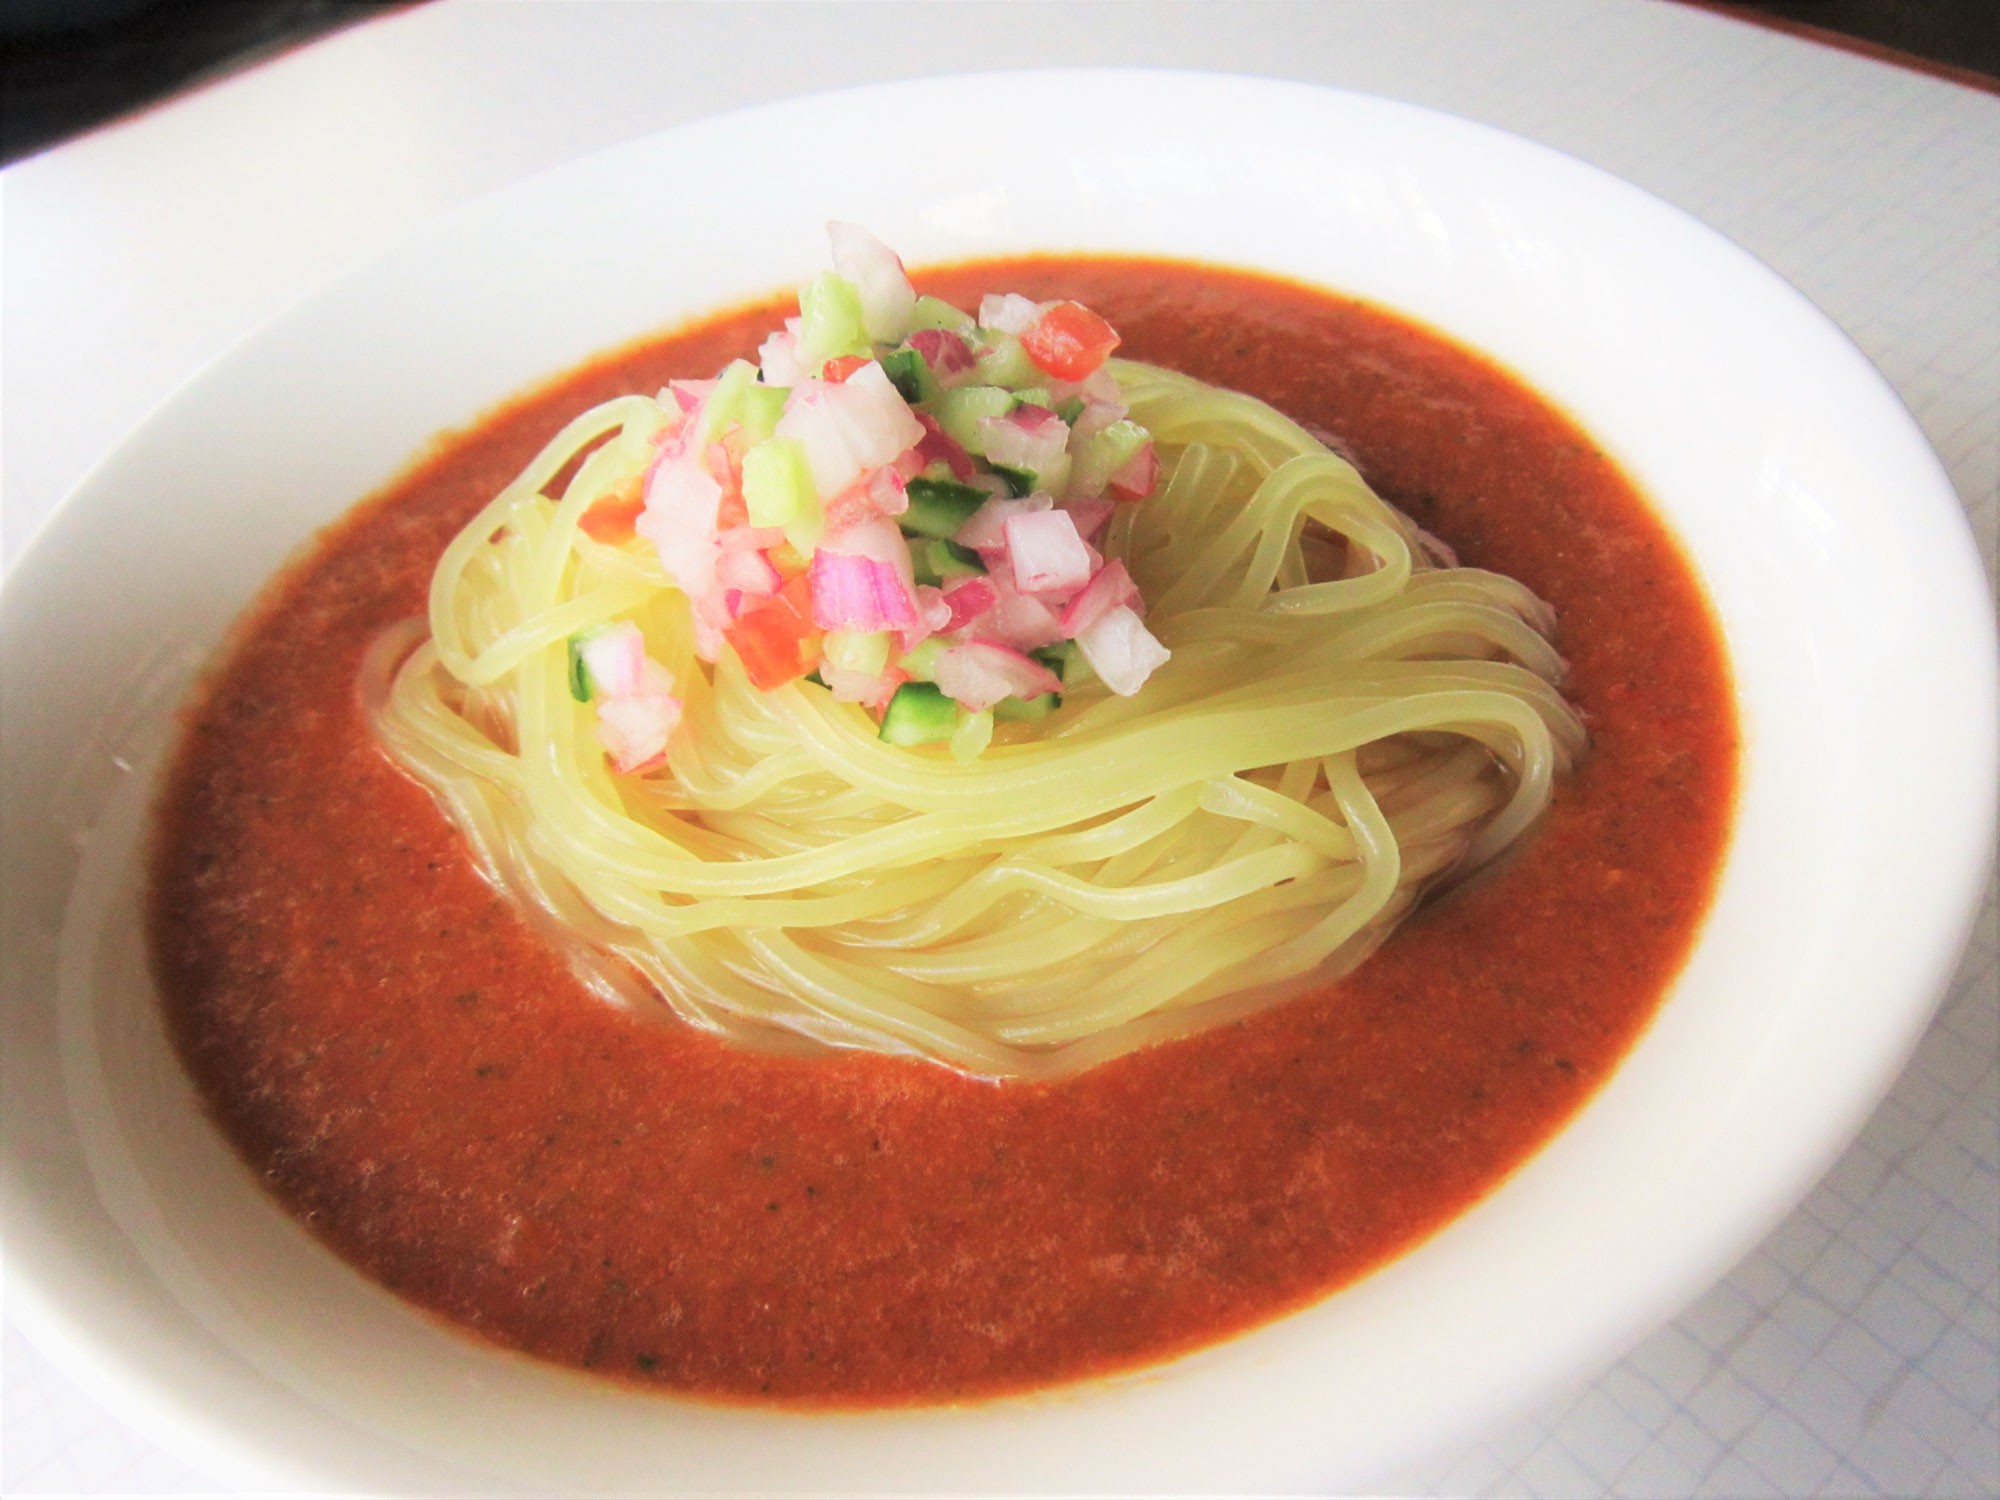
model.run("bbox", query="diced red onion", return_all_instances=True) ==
[1004,509,1093,595]
[913,412,976,481]
[757,322,806,386]
[1108,441,1159,501]
[1059,497,1116,544]
[819,664,904,711]
[828,222,917,344]
[1070,398,1130,439]
[954,491,1052,551]
[714,546,781,598]
[967,572,1066,651]
[1074,603,1170,696]
[1056,558,1140,638]
[907,328,975,383]
[978,292,1047,335]
[978,405,1069,476]
[939,576,998,634]
[810,521,920,632]
[776,364,924,499]
[578,622,647,699]
[933,641,1063,712]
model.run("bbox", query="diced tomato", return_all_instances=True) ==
[1021,301,1120,382]
[821,354,871,383]
[723,573,822,689]
[578,474,647,543]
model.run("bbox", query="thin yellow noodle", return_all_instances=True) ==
[364,356,1586,1077]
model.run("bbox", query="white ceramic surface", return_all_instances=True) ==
[1,71,1992,1496]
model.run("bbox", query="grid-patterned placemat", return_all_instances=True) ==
[3,3,1994,1493]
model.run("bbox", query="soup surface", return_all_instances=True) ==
[149,260,1736,1405]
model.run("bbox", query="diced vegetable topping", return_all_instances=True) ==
[617,225,1171,760]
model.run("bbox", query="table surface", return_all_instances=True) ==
[2,2,1994,1495]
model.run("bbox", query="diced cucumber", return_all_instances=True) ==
[988,464,1037,499]
[909,295,975,334]
[879,681,959,746]
[1030,639,1091,688]
[993,691,1060,722]
[1010,386,1053,412]
[696,359,761,445]
[878,347,939,406]
[823,630,892,677]
[972,332,1038,389]
[949,706,994,762]
[900,476,991,539]
[1056,396,1086,424]
[1067,418,1151,498]
[737,383,789,443]
[926,537,986,579]
[933,385,1014,453]
[898,638,945,679]
[799,272,869,368]
[741,436,817,528]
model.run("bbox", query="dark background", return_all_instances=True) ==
[2,0,1996,168]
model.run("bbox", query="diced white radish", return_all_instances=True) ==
[1004,509,1093,595]
[1074,604,1170,696]
[827,222,917,343]
[1070,398,1129,438]
[939,575,998,633]
[714,547,781,597]
[968,571,1066,651]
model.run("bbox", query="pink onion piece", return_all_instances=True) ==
[1005,509,1093,595]
[978,292,1047,335]
[939,576,999,634]
[1056,558,1141,638]
[913,411,977,481]
[968,572,1066,651]
[933,641,1063,711]
[578,622,648,699]
[954,492,1052,551]
[908,328,975,381]
[809,527,920,632]
[978,404,1069,476]
[1059,497,1116,545]
[1109,441,1160,501]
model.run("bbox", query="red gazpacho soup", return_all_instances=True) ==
[149,258,1735,1404]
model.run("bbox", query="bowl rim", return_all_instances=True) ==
[3,66,1995,1496]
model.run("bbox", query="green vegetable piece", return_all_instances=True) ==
[566,634,595,703]
[799,272,869,367]
[989,464,1036,499]
[900,476,991,539]
[950,706,995,763]
[1011,386,1053,412]
[1031,640,1087,687]
[697,359,761,446]
[933,385,1014,453]
[993,691,1060,722]
[1068,418,1152,499]
[878,347,938,406]
[1056,396,1086,424]
[898,638,945,679]
[909,295,975,334]
[742,436,817,528]
[738,383,788,443]
[879,681,960,746]
[926,537,986,579]
[972,331,1038,388]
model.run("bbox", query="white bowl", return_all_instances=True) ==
[2,71,1993,1495]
